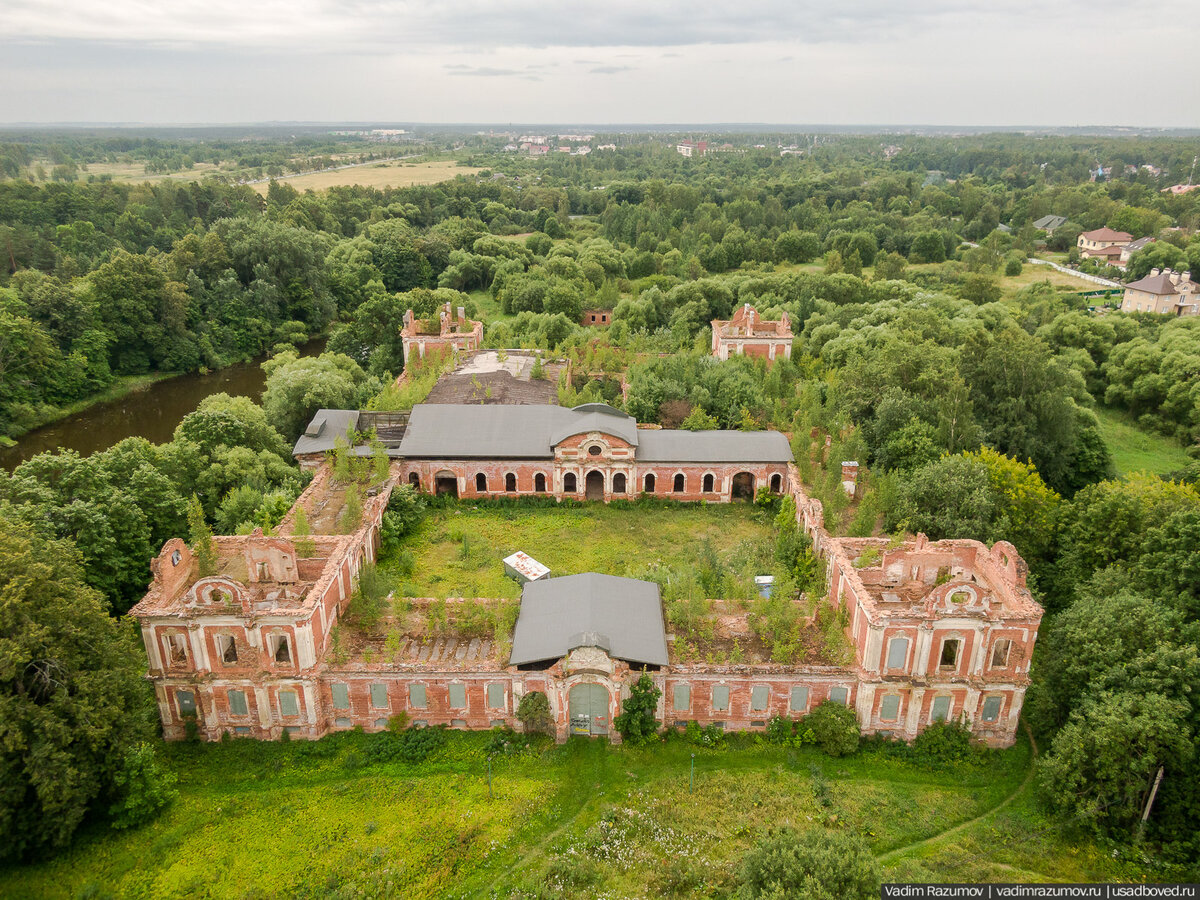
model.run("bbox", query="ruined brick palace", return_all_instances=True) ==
[130,404,1041,748]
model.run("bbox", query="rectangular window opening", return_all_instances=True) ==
[829,686,848,705]
[886,637,908,670]
[991,639,1012,668]
[370,683,389,709]
[939,639,961,669]
[331,683,350,710]
[880,694,901,721]
[750,685,768,712]
[409,684,428,708]
[981,695,1003,723]
[790,685,809,713]
[486,683,505,710]
[711,685,730,712]
[673,684,691,712]
[449,683,467,709]
[228,689,248,717]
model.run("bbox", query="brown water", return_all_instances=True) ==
[0,337,326,470]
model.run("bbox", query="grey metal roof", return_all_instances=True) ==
[398,404,561,458]
[636,429,793,463]
[292,409,360,456]
[509,573,669,667]
[397,404,640,459]
[1033,214,1067,230]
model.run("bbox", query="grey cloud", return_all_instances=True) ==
[590,65,633,74]
[2,0,1139,50]
[446,66,541,80]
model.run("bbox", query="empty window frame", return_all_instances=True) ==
[673,473,685,493]
[829,686,849,705]
[790,685,809,713]
[712,684,730,712]
[331,683,350,710]
[612,473,626,493]
[991,639,1012,668]
[770,473,782,493]
[505,473,517,492]
[930,695,951,722]
[879,694,901,721]
[216,633,238,664]
[374,718,389,729]
[751,685,769,712]
[644,473,655,493]
[939,638,961,669]
[563,472,577,492]
[673,684,690,712]
[408,472,420,487]
[535,473,547,493]
[370,683,389,709]
[486,683,505,710]
[164,633,188,666]
[702,473,715,493]
[271,634,292,665]
[980,695,1003,723]
[475,472,487,492]
[885,636,909,670]
[449,683,467,709]
[409,684,428,708]
[176,689,197,717]
[335,717,352,728]
[279,690,299,717]
[228,689,248,716]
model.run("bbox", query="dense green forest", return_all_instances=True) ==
[1,130,1198,877]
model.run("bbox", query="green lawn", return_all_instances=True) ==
[388,500,776,599]
[1095,408,1193,476]
[0,731,1165,899]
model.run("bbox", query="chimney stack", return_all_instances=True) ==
[1151,268,1161,277]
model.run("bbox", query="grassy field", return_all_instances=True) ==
[1096,408,1193,475]
[387,500,776,599]
[249,159,482,195]
[0,730,1164,899]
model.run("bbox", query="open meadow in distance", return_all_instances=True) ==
[0,731,1158,900]
[249,159,483,194]
[1095,408,1195,475]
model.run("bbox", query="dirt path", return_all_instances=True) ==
[877,724,1040,865]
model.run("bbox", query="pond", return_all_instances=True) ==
[0,337,326,470]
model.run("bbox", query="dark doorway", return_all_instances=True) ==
[585,470,605,501]
[568,682,610,736]
[732,472,755,500]
[435,472,458,497]
[770,473,782,493]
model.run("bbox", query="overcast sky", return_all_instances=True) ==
[4,0,1198,126]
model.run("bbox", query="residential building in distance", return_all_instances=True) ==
[1117,236,1155,270]
[1077,227,1132,254]
[677,140,708,158]
[1120,269,1199,316]
[711,303,793,364]
[400,302,483,365]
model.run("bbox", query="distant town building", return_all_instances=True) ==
[677,140,708,158]
[1121,269,1199,316]
[400,303,483,364]
[1163,184,1200,195]
[711,304,793,364]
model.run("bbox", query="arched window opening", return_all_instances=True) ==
[505,473,517,492]
[702,473,715,492]
[475,473,487,492]
[673,473,685,493]
[644,473,655,493]
[535,473,547,493]
[613,473,626,493]
[564,472,577,492]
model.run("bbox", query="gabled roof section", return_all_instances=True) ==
[636,429,793,463]
[1125,272,1181,295]
[549,404,639,448]
[292,409,360,456]
[509,573,669,667]
[1033,214,1067,230]
[1080,227,1132,242]
[398,404,561,459]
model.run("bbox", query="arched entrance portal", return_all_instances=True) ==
[731,472,755,500]
[568,682,610,736]
[585,470,605,501]
[435,470,459,498]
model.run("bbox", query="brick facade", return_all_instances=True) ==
[711,303,793,363]
[132,460,1041,748]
